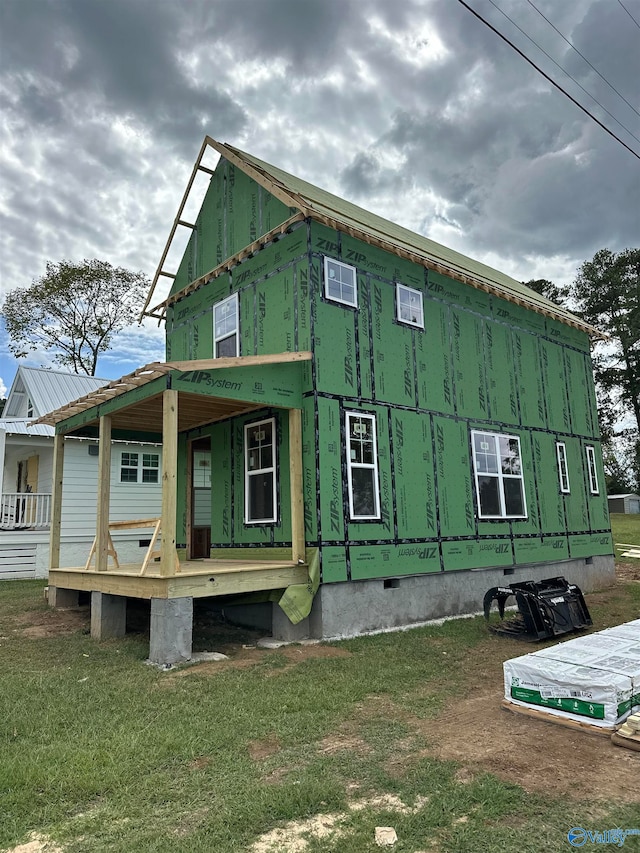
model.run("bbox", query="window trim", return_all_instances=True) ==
[396,283,424,329]
[120,451,160,485]
[323,257,358,308]
[213,293,239,358]
[556,441,570,494]
[244,417,278,525]
[471,430,528,520]
[346,411,381,521]
[586,445,599,495]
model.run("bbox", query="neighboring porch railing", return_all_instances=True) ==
[0,492,52,529]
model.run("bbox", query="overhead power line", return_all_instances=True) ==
[486,0,640,147]
[525,0,640,120]
[456,0,640,162]
[617,0,640,30]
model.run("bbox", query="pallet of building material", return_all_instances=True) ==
[611,712,640,752]
[501,699,612,738]
[504,654,634,729]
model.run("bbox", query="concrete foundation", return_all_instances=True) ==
[149,597,193,666]
[47,586,79,608]
[307,555,616,640]
[91,591,127,641]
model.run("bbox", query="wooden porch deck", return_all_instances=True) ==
[49,558,308,600]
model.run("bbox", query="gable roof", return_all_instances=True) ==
[3,366,108,420]
[143,136,600,338]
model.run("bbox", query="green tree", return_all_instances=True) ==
[524,278,568,305]
[2,259,149,376]
[571,248,640,435]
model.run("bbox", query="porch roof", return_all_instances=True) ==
[35,352,312,440]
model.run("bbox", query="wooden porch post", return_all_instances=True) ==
[48,433,65,570]
[96,415,112,572]
[289,408,305,564]
[160,389,178,577]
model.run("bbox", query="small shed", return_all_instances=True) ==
[608,494,640,514]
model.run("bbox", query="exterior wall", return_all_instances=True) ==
[608,495,640,514]
[167,158,296,302]
[306,221,612,583]
[0,437,162,579]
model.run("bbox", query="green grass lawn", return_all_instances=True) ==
[1,569,639,853]
[610,512,640,549]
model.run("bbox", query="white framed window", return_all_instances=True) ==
[244,418,277,524]
[346,412,381,520]
[586,445,599,495]
[120,452,160,484]
[471,430,527,519]
[396,283,424,328]
[324,257,357,308]
[213,293,239,357]
[556,442,570,494]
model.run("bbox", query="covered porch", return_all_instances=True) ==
[38,352,312,664]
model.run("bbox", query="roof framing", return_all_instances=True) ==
[142,136,603,340]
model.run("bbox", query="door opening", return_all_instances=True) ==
[190,437,211,559]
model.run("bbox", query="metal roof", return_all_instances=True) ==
[0,419,54,437]
[4,367,108,419]
[144,136,601,339]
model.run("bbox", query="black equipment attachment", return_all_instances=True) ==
[483,576,592,641]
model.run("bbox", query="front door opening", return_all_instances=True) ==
[190,437,211,559]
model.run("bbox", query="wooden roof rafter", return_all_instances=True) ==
[34,351,313,429]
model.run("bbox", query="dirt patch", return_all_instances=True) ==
[248,733,282,761]
[165,643,352,681]
[615,560,640,582]
[12,607,89,639]
[4,834,64,853]
[380,639,640,803]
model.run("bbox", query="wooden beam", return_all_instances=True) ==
[160,390,178,577]
[166,351,312,372]
[288,408,305,564]
[96,416,112,572]
[48,434,65,570]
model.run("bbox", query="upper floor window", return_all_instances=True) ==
[556,442,570,494]
[324,258,357,308]
[120,452,160,484]
[471,430,527,519]
[213,293,239,357]
[396,284,424,328]
[245,418,277,524]
[346,412,380,520]
[586,445,599,495]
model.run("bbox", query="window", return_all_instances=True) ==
[324,257,357,307]
[213,293,239,357]
[396,284,424,328]
[346,412,381,520]
[471,430,527,519]
[586,445,599,495]
[120,452,159,484]
[245,418,277,523]
[556,442,570,493]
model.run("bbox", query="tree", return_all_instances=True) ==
[524,278,568,306]
[2,259,149,376]
[571,248,640,435]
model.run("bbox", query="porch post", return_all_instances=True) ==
[289,408,305,564]
[161,389,178,577]
[96,415,112,572]
[49,433,65,570]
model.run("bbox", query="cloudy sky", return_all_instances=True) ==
[1,0,639,398]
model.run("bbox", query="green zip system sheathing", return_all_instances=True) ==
[159,164,610,583]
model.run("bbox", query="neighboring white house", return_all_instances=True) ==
[607,494,640,515]
[0,366,162,580]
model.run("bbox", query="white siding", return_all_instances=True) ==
[60,440,162,537]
